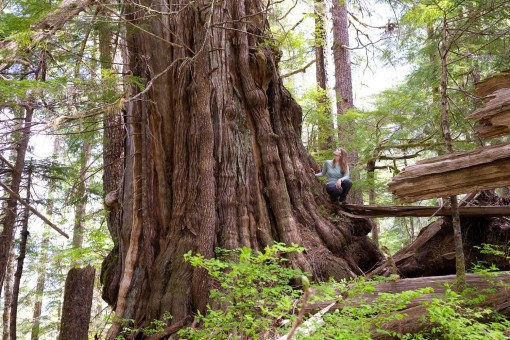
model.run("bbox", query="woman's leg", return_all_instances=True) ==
[339,179,352,202]
[326,182,343,202]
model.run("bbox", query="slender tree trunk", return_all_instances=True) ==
[331,1,353,133]
[102,1,382,337]
[0,106,34,297]
[331,0,362,204]
[30,237,48,340]
[408,218,415,242]
[440,15,465,288]
[9,163,32,340]
[31,139,60,340]
[71,141,91,254]
[54,262,65,339]
[314,0,333,150]
[367,160,378,246]
[70,26,93,263]
[2,249,15,340]
[428,24,440,99]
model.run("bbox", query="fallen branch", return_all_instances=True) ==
[0,179,69,238]
[278,301,335,340]
[0,154,17,172]
[146,316,193,340]
[280,59,316,79]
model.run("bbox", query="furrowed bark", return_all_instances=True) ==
[59,266,95,340]
[98,5,124,313]
[101,1,383,337]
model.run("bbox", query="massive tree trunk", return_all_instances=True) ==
[101,1,382,336]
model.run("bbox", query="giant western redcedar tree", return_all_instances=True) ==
[100,0,382,336]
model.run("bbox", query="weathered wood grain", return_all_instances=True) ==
[388,144,510,202]
[467,72,510,137]
[467,87,510,137]
[340,204,510,218]
[474,70,510,97]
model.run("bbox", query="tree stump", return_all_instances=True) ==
[60,265,95,340]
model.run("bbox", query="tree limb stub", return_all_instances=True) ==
[280,59,316,79]
[0,179,68,238]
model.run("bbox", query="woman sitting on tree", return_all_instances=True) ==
[315,147,352,204]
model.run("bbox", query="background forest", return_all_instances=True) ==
[0,0,509,338]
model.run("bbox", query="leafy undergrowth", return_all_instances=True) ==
[170,244,510,339]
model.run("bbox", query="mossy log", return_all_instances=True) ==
[302,272,510,338]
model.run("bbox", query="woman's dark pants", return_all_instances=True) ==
[326,179,352,203]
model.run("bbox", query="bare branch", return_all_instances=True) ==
[0,179,69,238]
[280,59,316,79]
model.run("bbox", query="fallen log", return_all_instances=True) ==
[473,70,510,97]
[388,143,510,203]
[466,88,510,138]
[304,272,510,314]
[369,192,510,278]
[295,272,510,339]
[374,285,510,339]
[340,204,510,218]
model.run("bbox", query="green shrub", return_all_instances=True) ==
[417,285,510,339]
[179,243,306,339]
[176,244,510,340]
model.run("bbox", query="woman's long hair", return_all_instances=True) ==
[333,148,348,174]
